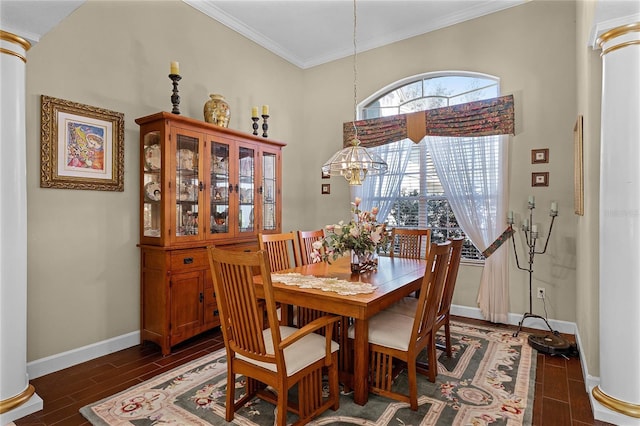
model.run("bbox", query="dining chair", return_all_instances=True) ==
[385,238,464,357]
[207,247,340,425]
[297,229,325,265]
[389,228,431,260]
[258,232,302,272]
[348,241,451,410]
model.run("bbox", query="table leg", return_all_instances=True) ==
[353,318,369,405]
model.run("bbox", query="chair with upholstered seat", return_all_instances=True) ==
[207,247,340,425]
[389,228,431,260]
[348,241,451,410]
[385,238,464,357]
[297,229,325,265]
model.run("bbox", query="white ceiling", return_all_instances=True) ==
[2,0,637,69]
[2,0,529,68]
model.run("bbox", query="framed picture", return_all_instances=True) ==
[40,95,124,191]
[532,172,549,187]
[321,183,331,194]
[574,115,584,215]
[531,148,549,164]
[321,169,330,179]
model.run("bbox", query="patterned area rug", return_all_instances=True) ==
[80,321,535,425]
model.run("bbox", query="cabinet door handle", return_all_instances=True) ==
[258,186,263,194]
[183,257,194,264]
[199,181,204,191]
[234,184,239,193]
[199,292,204,303]
[228,184,234,193]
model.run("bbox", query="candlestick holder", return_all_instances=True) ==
[510,200,558,337]
[261,114,269,138]
[251,116,260,136]
[169,74,181,115]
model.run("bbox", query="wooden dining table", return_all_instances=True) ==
[253,254,428,406]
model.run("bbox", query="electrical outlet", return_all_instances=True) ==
[537,287,546,299]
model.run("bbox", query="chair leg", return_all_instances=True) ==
[225,369,235,421]
[276,385,288,426]
[428,334,438,383]
[329,353,340,410]
[444,320,452,357]
[406,357,419,411]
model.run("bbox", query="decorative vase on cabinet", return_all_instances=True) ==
[135,111,285,354]
[203,94,230,127]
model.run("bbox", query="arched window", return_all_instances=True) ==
[359,72,500,261]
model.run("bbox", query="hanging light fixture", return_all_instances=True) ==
[321,0,388,186]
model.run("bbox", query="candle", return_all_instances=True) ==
[262,105,269,116]
[531,224,538,233]
[523,219,529,229]
[508,211,514,220]
[251,106,258,118]
[170,61,180,75]
[528,195,535,205]
[551,201,558,212]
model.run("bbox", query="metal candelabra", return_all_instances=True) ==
[509,197,558,337]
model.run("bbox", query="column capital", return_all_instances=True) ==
[0,30,31,63]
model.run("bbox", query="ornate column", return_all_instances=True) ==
[0,30,43,423]
[591,15,640,424]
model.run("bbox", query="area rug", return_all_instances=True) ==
[81,321,536,425]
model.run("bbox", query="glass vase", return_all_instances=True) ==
[350,250,378,273]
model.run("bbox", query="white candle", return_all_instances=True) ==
[551,201,558,212]
[523,219,529,229]
[251,106,258,118]
[531,224,538,233]
[170,61,180,75]
[508,211,514,220]
[528,195,535,205]
[262,105,269,115]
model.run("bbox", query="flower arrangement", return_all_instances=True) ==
[311,197,390,268]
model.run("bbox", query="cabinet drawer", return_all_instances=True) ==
[170,249,209,271]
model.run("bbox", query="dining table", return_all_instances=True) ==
[253,254,428,406]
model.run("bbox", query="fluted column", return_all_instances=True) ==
[0,30,43,423]
[592,19,640,424]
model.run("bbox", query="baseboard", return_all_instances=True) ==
[450,304,577,334]
[27,331,140,379]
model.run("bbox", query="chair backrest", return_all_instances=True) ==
[207,247,282,366]
[258,232,302,272]
[389,228,431,259]
[412,241,451,341]
[438,238,464,318]
[297,229,324,265]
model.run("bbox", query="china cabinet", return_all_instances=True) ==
[136,112,285,354]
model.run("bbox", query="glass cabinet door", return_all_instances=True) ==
[238,145,255,234]
[262,151,277,231]
[142,131,162,238]
[209,140,230,235]
[175,132,200,238]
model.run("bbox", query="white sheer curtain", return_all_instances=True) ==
[356,138,414,219]
[426,135,510,323]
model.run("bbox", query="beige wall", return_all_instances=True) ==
[24,0,587,366]
[575,0,602,377]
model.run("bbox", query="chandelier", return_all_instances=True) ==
[321,0,388,185]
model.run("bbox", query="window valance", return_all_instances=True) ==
[343,94,515,148]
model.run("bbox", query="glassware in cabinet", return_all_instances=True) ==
[142,131,162,238]
[174,133,200,238]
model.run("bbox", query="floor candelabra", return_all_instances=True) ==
[509,196,558,337]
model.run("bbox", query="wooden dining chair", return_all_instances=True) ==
[348,241,451,410]
[434,237,464,357]
[389,228,431,260]
[384,238,464,357]
[258,232,302,272]
[207,247,340,425]
[297,229,325,265]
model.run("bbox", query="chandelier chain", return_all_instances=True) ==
[352,0,358,139]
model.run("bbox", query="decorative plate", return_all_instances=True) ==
[177,149,195,170]
[144,181,161,202]
[144,144,161,171]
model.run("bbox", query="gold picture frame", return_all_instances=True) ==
[574,115,584,215]
[40,95,124,191]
